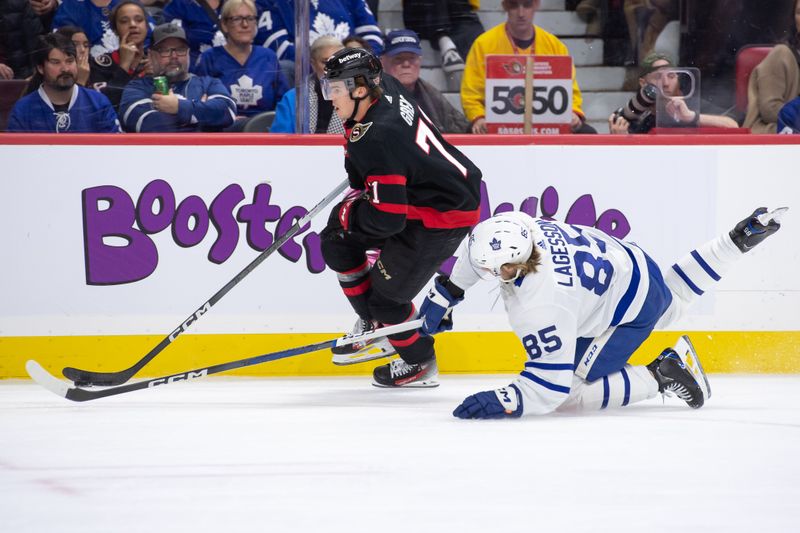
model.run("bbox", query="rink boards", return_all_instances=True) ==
[1,134,798,378]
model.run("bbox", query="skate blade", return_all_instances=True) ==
[371,379,440,388]
[673,335,712,402]
[332,345,396,366]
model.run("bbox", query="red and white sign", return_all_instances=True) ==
[485,55,573,134]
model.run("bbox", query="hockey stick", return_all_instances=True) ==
[28,319,424,402]
[61,178,350,387]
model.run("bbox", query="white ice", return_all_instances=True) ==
[1,374,799,533]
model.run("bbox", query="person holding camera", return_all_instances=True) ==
[608,52,737,134]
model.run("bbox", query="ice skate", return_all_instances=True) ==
[372,357,439,388]
[331,317,396,366]
[647,335,711,409]
[729,207,787,253]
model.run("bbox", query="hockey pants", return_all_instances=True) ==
[321,221,470,364]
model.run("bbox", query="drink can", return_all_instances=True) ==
[153,76,169,95]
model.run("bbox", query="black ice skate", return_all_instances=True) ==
[729,207,787,253]
[331,317,396,366]
[647,335,711,409]
[372,357,439,388]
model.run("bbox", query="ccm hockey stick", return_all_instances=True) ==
[62,178,350,387]
[28,319,424,402]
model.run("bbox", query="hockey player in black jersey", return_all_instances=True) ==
[319,47,482,387]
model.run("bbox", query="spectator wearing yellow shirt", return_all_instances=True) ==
[461,0,593,134]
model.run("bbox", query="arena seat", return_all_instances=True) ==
[735,45,774,116]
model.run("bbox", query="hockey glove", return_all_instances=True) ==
[337,188,366,232]
[728,207,785,253]
[453,385,524,419]
[419,277,463,336]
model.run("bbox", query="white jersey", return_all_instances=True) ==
[449,212,658,415]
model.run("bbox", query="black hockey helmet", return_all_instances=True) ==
[323,47,382,90]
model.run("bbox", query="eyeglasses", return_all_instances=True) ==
[154,47,189,58]
[224,15,257,25]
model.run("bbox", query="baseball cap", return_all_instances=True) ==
[640,51,674,77]
[151,23,189,48]
[383,29,423,56]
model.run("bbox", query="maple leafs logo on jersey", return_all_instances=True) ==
[349,122,373,142]
[230,75,262,109]
[490,237,502,251]
[310,12,351,44]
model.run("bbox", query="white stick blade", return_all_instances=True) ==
[756,206,789,225]
[26,360,72,398]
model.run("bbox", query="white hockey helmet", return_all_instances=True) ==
[468,214,534,282]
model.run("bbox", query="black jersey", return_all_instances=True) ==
[343,74,482,239]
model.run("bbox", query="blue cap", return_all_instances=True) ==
[383,29,423,56]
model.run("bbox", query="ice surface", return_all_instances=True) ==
[1,374,798,532]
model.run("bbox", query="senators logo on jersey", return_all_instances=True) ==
[349,122,373,142]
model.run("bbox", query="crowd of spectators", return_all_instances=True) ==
[1,0,799,134]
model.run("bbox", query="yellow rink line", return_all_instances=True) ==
[1,331,798,379]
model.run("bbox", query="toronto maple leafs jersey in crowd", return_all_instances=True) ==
[195,46,289,117]
[163,0,225,68]
[7,86,121,133]
[449,212,662,415]
[261,0,383,61]
[53,0,155,58]
[119,75,236,132]
[778,96,800,134]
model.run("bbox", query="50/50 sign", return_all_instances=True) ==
[490,84,570,116]
[485,55,573,134]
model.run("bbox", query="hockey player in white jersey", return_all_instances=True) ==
[418,207,787,419]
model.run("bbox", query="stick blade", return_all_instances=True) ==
[61,366,128,387]
[26,360,73,399]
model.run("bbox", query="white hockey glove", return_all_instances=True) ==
[419,276,463,336]
[453,385,524,419]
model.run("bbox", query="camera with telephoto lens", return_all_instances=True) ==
[613,83,658,122]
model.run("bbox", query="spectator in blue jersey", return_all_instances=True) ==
[778,96,800,134]
[195,0,288,130]
[88,0,153,113]
[53,0,155,59]
[261,0,384,63]
[270,35,345,134]
[162,0,224,68]
[8,33,121,133]
[119,23,236,132]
